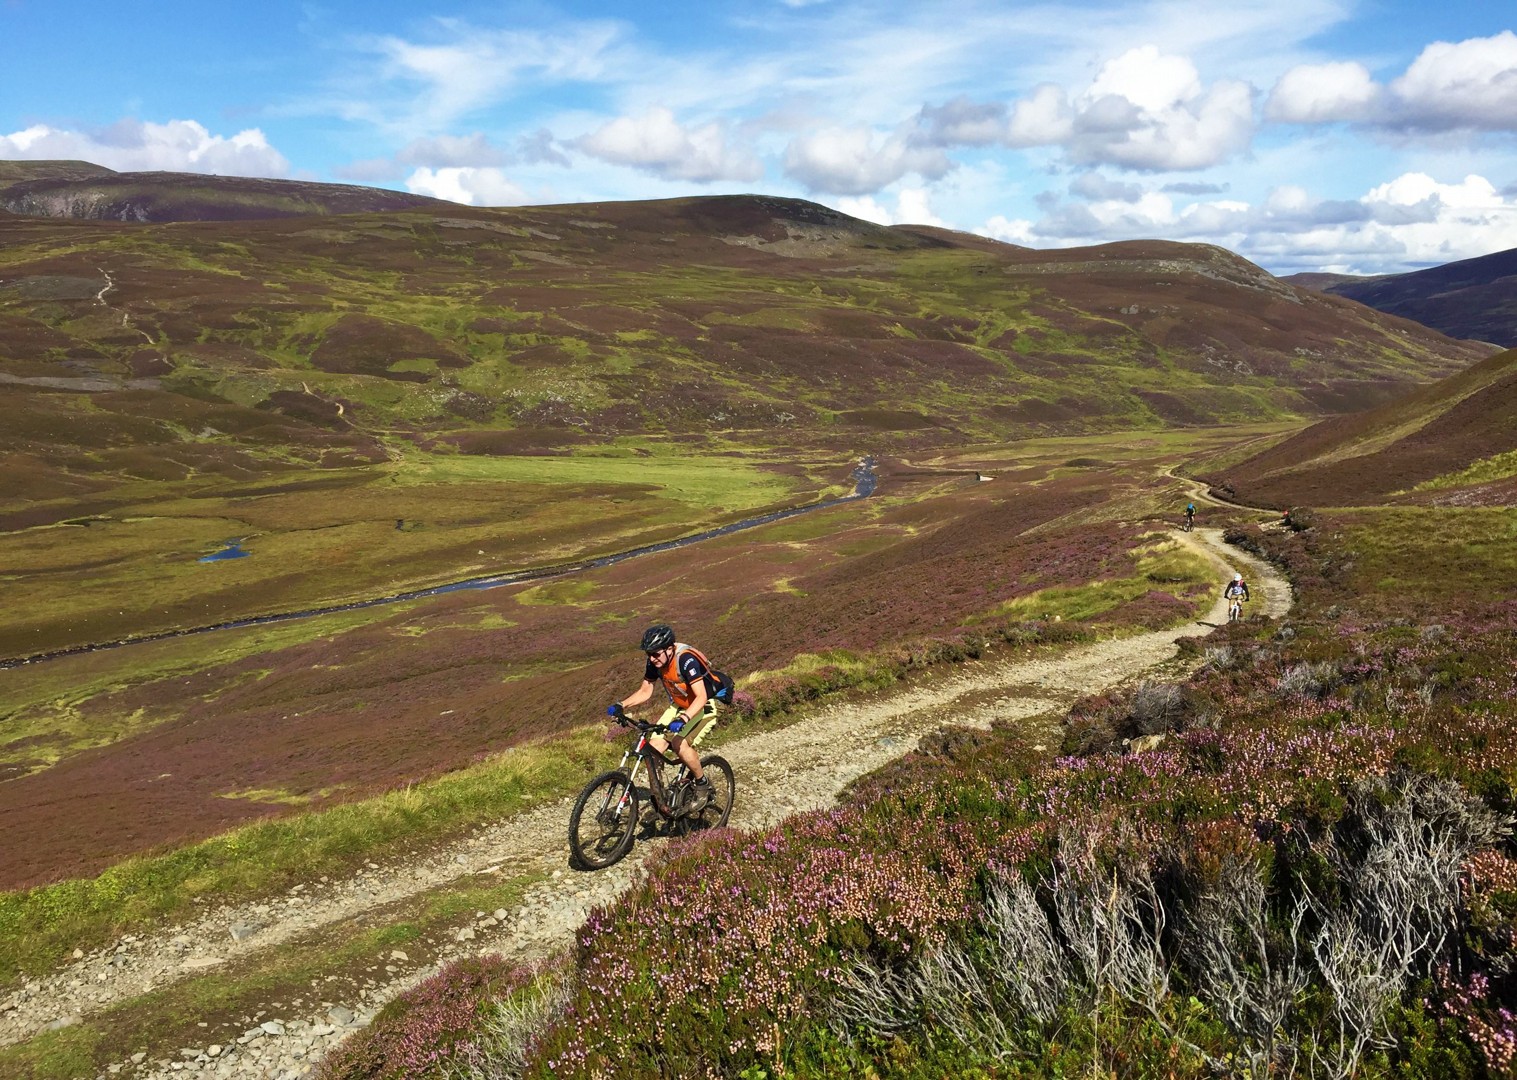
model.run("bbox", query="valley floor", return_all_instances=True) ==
[2,528,1288,1080]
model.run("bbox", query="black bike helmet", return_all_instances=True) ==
[640,624,675,654]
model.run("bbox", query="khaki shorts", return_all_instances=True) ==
[656,703,717,747]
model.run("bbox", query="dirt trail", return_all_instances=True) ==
[1,528,1289,1079]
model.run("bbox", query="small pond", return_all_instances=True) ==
[199,540,251,562]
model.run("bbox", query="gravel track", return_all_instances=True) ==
[2,527,1288,1079]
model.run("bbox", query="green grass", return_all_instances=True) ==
[1413,448,1517,491]
[981,537,1215,624]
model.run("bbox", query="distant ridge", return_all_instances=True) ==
[0,163,453,221]
[1286,248,1517,348]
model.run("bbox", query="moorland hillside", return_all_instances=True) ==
[0,180,1492,496]
[0,161,453,222]
[1286,245,1517,348]
[1206,347,1517,506]
[2,176,1495,659]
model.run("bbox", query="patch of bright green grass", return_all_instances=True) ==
[981,537,1215,624]
[1413,448,1517,492]
[390,448,799,512]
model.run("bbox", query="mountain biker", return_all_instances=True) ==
[1184,502,1196,529]
[1224,572,1250,619]
[609,624,718,813]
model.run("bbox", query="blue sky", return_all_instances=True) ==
[3,0,1516,275]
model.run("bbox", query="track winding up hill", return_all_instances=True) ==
[0,525,1287,1079]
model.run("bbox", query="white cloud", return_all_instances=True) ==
[1264,32,1517,134]
[1005,84,1074,146]
[836,186,945,226]
[978,214,1036,245]
[404,166,529,206]
[1265,61,1381,122]
[783,126,952,195]
[1391,31,1517,131]
[342,20,628,133]
[0,120,290,176]
[990,47,1255,171]
[577,107,762,183]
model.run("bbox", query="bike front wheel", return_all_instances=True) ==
[675,755,735,836]
[569,770,640,869]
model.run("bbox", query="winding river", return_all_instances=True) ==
[2,457,877,671]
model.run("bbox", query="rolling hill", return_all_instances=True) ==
[0,178,1493,501]
[0,161,452,221]
[1284,246,1517,348]
[1203,346,1517,506]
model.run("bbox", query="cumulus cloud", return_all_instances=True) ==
[783,126,952,195]
[0,119,290,176]
[911,96,1009,148]
[836,186,945,227]
[1164,181,1229,195]
[974,47,1254,171]
[1005,84,1074,147]
[1266,32,1517,134]
[404,166,529,206]
[1265,61,1381,123]
[1391,30,1517,131]
[578,107,762,183]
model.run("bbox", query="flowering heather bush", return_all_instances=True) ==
[317,955,539,1080]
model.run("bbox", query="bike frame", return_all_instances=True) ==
[615,725,690,819]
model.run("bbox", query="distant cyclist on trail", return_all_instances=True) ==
[1184,502,1196,530]
[1224,572,1250,621]
[609,624,720,813]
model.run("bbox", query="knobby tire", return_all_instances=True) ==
[674,755,735,837]
[569,769,640,869]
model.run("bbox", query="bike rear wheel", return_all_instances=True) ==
[569,770,640,869]
[675,755,735,836]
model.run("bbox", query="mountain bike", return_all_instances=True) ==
[568,712,735,870]
[1227,592,1245,622]
[1183,512,1194,533]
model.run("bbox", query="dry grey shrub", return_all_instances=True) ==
[1275,660,1343,700]
[1051,826,1170,1013]
[828,939,1014,1057]
[983,873,1068,1022]
[1302,775,1509,1078]
[446,974,574,1080]
[1201,645,1237,674]
[829,778,1508,1078]
[1180,856,1310,1079]
[1126,681,1186,736]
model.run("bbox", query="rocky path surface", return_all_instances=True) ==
[2,528,1289,1079]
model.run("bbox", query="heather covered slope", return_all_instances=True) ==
[1287,246,1517,348]
[2,188,1490,656]
[1205,347,1517,506]
[0,163,453,221]
[0,191,1489,486]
